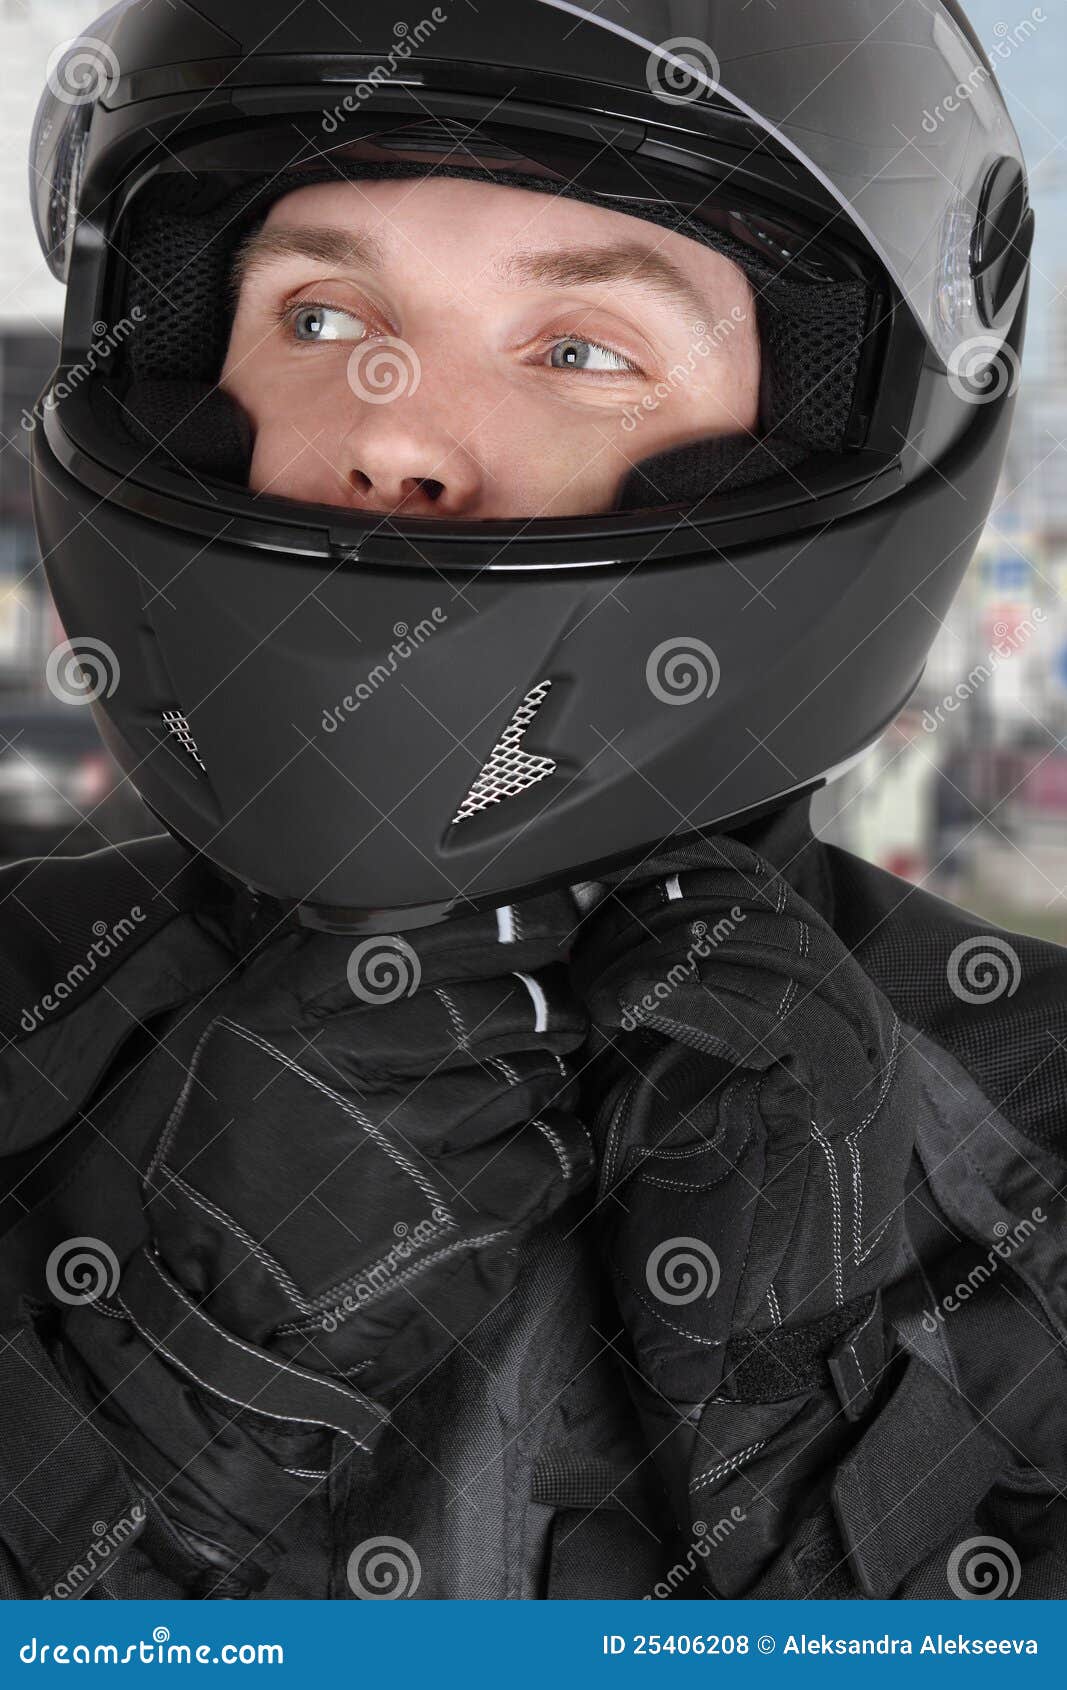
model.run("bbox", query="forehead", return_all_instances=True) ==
[256,175,735,287]
[265,175,622,229]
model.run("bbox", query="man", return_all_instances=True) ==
[219,176,761,517]
[3,0,1064,1601]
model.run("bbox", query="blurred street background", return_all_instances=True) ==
[812,0,1067,941]
[3,1,1067,936]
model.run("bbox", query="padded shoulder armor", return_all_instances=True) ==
[825,842,1067,1158]
[0,833,222,1043]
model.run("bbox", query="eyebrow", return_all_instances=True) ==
[489,241,717,327]
[228,225,387,304]
[228,225,718,328]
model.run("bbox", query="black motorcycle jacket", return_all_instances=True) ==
[0,796,1064,1601]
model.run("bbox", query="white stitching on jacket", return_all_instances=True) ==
[689,1439,766,1494]
[843,1298,881,1399]
[145,1015,220,1188]
[810,1120,845,1306]
[846,1013,901,1265]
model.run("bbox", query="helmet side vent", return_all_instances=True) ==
[161,708,207,773]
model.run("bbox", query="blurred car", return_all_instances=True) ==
[0,694,153,862]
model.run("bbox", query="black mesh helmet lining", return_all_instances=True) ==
[108,378,253,485]
[613,431,811,509]
[108,159,873,510]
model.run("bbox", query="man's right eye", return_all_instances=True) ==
[288,303,369,342]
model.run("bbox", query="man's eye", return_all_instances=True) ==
[289,303,368,342]
[547,337,638,373]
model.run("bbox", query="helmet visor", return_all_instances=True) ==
[32,0,1028,364]
[535,0,1030,363]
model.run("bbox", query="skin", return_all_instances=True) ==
[220,176,762,520]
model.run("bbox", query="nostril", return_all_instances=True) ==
[346,471,448,510]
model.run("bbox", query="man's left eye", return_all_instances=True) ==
[290,304,368,342]
[547,337,636,373]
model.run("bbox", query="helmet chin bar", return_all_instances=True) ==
[814,737,886,792]
[147,734,883,941]
[296,749,880,935]
[302,737,888,934]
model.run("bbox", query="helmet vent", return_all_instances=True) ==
[452,681,556,824]
[162,709,207,773]
[368,119,528,165]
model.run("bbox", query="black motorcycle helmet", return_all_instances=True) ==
[28,0,1032,933]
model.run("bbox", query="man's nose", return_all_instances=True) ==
[338,401,484,518]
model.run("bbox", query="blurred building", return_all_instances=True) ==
[1,0,86,697]
[0,2,153,856]
[815,263,1067,941]
[1,0,83,320]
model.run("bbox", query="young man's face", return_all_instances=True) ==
[220,177,762,520]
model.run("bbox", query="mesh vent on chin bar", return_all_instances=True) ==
[162,709,207,772]
[452,681,556,824]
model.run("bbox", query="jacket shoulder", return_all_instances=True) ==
[0,833,218,1043]
[824,842,1067,1156]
